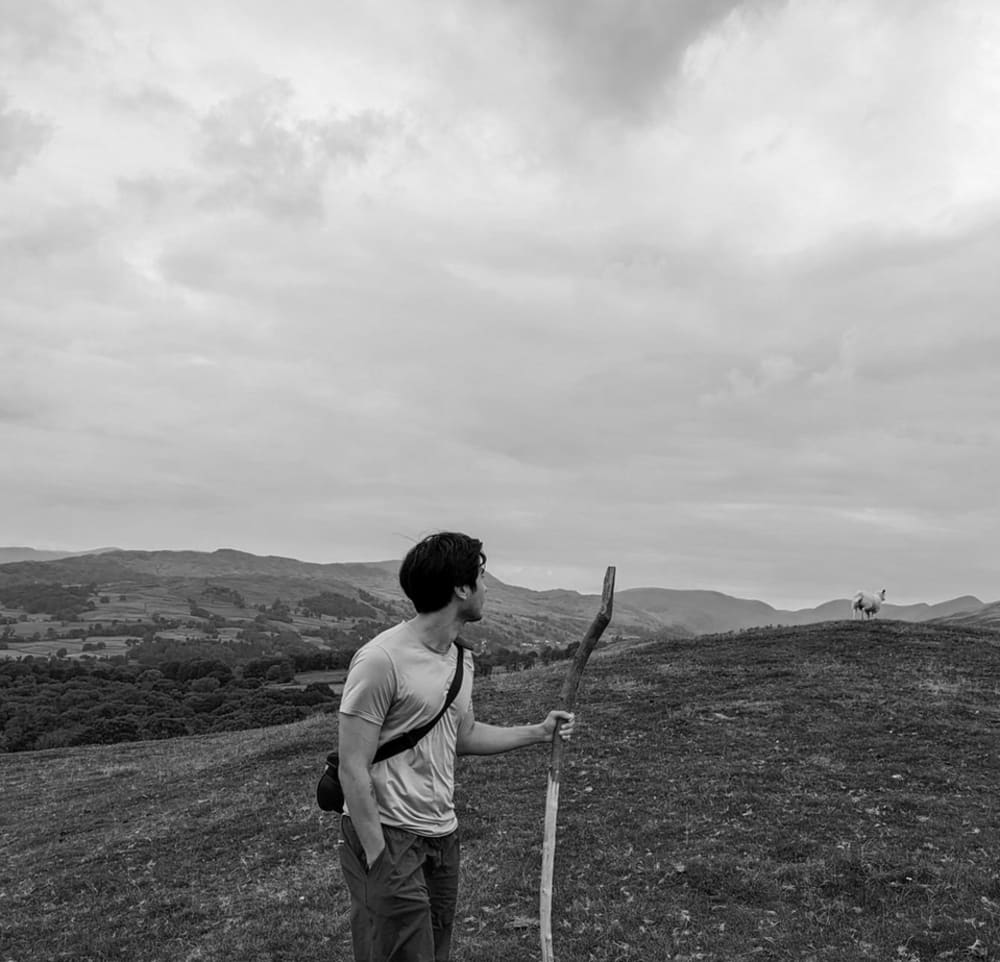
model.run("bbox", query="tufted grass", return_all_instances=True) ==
[2,619,999,961]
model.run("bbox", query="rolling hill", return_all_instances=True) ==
[0,546,122,564]
[615,587,992,635]
[0,546,994,641]
[0,548,641,653]
[4,619,1000,961]
[932,600,1000,630]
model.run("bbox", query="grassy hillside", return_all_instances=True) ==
[3,549,992,647]
[3,620,1000,961]
[0,549,666,654]
[934,601,1000,631]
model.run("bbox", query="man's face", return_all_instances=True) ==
[458,563,487,623]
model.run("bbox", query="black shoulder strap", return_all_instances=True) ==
[371,640,465,764]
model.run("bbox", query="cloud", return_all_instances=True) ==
[0,94,51,177]
[501,0,755,120]
[0,0,86,64]
[193,79,398,220]
[3,1,1000,607]
[108,83,192,119]
[197,80,324,219]
[836,507,950,537]
[700,354,803,405]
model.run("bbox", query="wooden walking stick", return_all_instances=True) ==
[540,566,616,962]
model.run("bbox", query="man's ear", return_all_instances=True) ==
[454,584,471,601]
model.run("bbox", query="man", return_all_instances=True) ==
[338,531,575,962]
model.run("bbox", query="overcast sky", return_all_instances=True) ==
[2,1,999,609]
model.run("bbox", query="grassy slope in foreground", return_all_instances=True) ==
[2,620,1000,962]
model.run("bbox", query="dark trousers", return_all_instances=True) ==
[340,815,460,962]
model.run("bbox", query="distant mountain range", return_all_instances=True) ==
[614,587,991,635]
[0,546,122,564]
[0,546,994,638]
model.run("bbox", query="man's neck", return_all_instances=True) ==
[407,609,461,654]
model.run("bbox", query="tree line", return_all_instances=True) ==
[0,654,342,753]
[0,635,589,753]
[0,580,593,754]
[0,581,98,622]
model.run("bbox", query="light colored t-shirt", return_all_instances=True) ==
[338,622,474,836]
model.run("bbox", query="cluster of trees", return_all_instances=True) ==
[358,589,400,617]
[201,584,246,608]
[0,582,98,621]
[128,634,355,671]
[63,620,153,638]
[1,618,177,651]
[0,642,586,754]
[477,640,583,675]
[0,577,613,755]
[255,597,293,623]
[0,656,340,753]
[299,591,376,620]
[298,618,388,649]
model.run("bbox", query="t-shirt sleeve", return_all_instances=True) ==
[339,645,396,726]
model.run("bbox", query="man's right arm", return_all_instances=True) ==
[338,712,385,867]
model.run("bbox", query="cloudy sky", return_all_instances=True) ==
[3,1,999,608]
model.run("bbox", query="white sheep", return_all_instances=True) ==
[851,588,886,621]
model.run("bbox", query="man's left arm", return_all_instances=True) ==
[456,706,575,756]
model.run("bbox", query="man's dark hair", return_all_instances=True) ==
[399,532,486,614]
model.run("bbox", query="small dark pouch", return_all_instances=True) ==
[316,752,347,813]
[316,642,465,812]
